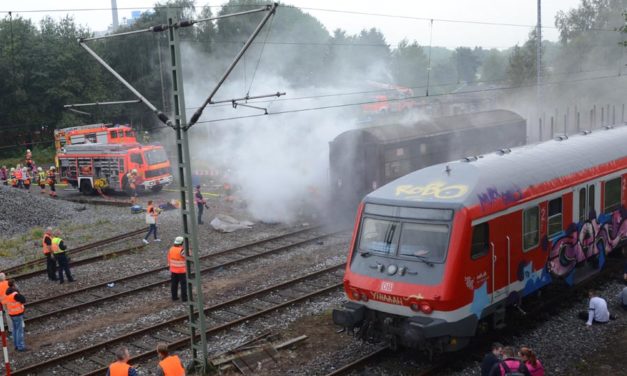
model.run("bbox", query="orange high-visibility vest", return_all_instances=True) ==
[0,280,9,299]
[15,170,22,180]
[168,245,186,274]
[108,361,131,376]
[159,355,185,376]
[3,292,25,316]
[42,233,52,255]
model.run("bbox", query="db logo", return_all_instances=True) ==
[380,281,394,292]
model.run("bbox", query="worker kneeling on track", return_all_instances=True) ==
[168,237,187,302]
[156,343,186,376]
[107,347,138,376]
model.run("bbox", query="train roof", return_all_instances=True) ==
[333,109,524,145]
[366,124,627,210]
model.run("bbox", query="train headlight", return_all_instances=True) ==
[419,302,433,314]
[410,303,420,312]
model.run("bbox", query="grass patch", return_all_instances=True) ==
[31,228,44,240]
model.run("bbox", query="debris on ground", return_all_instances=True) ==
[211,214,254,233]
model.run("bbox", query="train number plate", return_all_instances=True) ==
[380,281,394,292]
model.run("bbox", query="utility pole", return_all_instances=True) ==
[536,0,542,139]
[78,4,282,374]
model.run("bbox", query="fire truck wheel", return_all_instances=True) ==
[80,180,95,195]
[150,185,163,193]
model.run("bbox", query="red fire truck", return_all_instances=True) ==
[55,124,173,194]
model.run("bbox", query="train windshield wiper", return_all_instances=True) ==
[409,250,434,267]
[359,250,372,257]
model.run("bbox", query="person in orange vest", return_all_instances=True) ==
[22,167,31,191]
[0,273,13,335]
[14,165,24,189]
[42,227,57,281]
[143,200,161,244]
[47,166,57,197]
[127,169,138,205]
[106,347,138,376]
[156,343,185,376]
[167,237,187,302]
[3,280,27,351]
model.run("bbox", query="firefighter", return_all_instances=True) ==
[37,167,47,194]
[0,165,7,185]
[22,167,31,191]
[8,168,16,187]
[25,149,33,170]
[107,347,138,376]
[127,169,138,205]
[47,166,57,197]
[51,230,75,283]
[3,280,27,351]
[156,343,185,376]
[42,227,57,281]
[15,164,23,188]
[167,237,187,302]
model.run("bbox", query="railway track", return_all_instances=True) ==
[13,263,347,375]
[4,228,146,276]
[23,226,345,325]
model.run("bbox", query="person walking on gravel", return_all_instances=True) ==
[42,227,57,281]
[106,347,138,376]
[3,280,27,352]
[37,167,47,194]
[143,200,161,244]
[52,230,75,284]
[47,166,57,197]
[156,343,185,376]
[168,237,187,302]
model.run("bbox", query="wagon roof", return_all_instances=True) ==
[366,124,627,209]
[334,109,524,145]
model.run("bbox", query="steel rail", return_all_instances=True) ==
[13,263,346,375]
[3,228,146,275]
[23,226,342,324]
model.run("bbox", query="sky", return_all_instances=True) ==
[1,0,583,48]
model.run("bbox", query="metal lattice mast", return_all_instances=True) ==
[166,10,210,373]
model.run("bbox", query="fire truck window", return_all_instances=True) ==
[471,223,489,259]
[604,178,621,212]
[111,131,117,139]
[547,197,563,238]
[125,131,135,138]
[131,153,143,164]
[523,206,539,251]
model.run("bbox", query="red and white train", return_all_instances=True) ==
[333,124,627,354]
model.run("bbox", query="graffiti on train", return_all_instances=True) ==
[547,207,627,277]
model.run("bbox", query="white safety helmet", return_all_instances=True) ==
[132,169,138,174]
[10,167,15,172]
[50,166,56,170]
[174,236,184,245]
[38,167,43,172]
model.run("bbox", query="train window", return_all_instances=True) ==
[523,206,540,251]
[547,198,563,237]
[399,223,449,262]
[578,188,586,222]
[604,178,621,212]
[470,223,489,259]
[588,185,595,216]
[358,218,399,255]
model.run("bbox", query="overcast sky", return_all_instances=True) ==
[3,0,582,48]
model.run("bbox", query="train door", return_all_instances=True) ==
[573,182,601,222]
[489,216,511,302]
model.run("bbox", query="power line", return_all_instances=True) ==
[0,4,618,32]
[193,72,626,124]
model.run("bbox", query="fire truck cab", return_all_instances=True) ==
[57,143,173,194]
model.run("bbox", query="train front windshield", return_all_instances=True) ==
[357,204,452,263]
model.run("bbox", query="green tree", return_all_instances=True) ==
[479,49,508,82]
[390,39,428,88]
[451,47,481,83]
